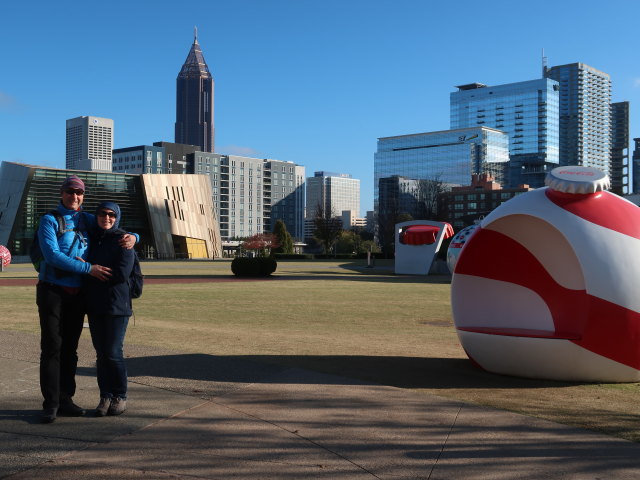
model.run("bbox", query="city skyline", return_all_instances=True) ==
[1,0,639,215]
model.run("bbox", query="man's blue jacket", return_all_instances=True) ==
[38,204,94,288]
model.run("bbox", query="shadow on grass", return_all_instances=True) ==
[143,273,452,284]
[121,353,581,390]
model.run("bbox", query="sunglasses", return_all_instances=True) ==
[97,210,117,218]
[64,189,85,196]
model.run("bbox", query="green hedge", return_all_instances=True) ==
[231,257,277,276]
[273,253,314,260]
[314,253,356,259]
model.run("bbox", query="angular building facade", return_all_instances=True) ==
[0,161,221,260]
[175,30,215,153]
[450,79,560,188]
[66,116,114,172]
[544,63,612,174]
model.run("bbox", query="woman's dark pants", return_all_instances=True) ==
[88,314,129,399]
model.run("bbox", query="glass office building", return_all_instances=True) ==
[0,161,222,259]
[544,63,611,175]
[374,127,509,209]
[0,162,148,256]
[450,79,560,187]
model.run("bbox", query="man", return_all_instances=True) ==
[37,175,135,424]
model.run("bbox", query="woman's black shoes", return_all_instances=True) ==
[95,397,111,417]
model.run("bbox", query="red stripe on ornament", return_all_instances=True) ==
[545,189,640,240]
[456,228,640,369]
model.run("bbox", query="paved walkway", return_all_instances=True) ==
[1,329,639,479]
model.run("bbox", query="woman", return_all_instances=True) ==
[85,201,135,416]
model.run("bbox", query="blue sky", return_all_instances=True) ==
[1,0,639,215]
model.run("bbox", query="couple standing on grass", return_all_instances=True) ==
[36,175,137,423]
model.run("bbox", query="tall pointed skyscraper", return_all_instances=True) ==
[175,28,215,152]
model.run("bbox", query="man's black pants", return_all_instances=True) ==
[36,282,85,410]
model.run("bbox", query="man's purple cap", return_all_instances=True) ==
[60,175,85,193]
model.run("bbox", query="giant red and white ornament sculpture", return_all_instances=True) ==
[0,245,10,270]
[451,166,640,382]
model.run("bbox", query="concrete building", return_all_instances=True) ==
[0,161,221,260]
[544,62,612,174]
[112,145,165,174]
[305,171,360,220]
[65,116,113,172]
[440,174,534,230]
[610,101,630,195]
[340,210,367,230]
[175,29,214,153]
[450,79,560,188]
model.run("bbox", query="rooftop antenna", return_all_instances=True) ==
[194,26,198,43]
[542,48,548,77]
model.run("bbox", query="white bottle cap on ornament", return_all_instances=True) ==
[545,166,610,194]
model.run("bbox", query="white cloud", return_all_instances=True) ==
[634,78,640,88]
[217,145,261,157]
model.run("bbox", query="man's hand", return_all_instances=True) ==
[89,264,112,282]
[120,234,136,250]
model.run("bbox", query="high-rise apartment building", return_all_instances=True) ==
[610,101,630,195]
[633,138,640,194]
[544,63,611,174]
[305,171,360,219]
[267,160,306,239]
[175,29,214,153]
[66,116,114,171]
[191,152,306,240]
[450,79,560,188]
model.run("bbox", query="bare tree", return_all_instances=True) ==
[415,176,445,220]
[313,204,342,255]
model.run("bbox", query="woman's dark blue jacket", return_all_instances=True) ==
[84,202,135,317]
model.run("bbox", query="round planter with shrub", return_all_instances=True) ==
[231,257,277,277]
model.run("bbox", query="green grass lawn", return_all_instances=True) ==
[1,258,639,442]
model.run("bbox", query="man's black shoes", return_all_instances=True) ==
[41,408,57,424]
[41,400,85,423]
[58,399,86,416]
